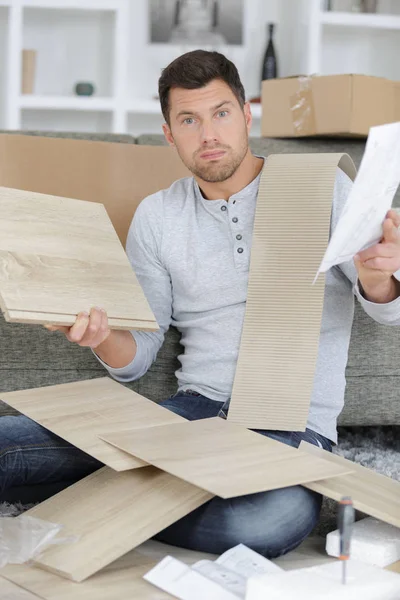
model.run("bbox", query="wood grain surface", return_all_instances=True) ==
[300,441,400,528]
[0,186,157,331]
[100,417,352,498]
[24,466,211,582]
[1,378,186,471]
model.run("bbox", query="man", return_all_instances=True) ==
[1,50,400,558]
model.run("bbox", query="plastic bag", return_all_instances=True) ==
[0,514,77,568]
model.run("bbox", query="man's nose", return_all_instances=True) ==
[200,120,219,145]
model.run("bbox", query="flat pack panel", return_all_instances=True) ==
[300,441,400,528]
[23,466,211,582]
[0,542,217,600]
[0,186,157,331]
[100,417,353,498]
[0,577,44,600]
[1,378,186,471]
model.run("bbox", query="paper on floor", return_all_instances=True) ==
[246,559,400,600]
[144,544,282,599]
[317,121,400,277]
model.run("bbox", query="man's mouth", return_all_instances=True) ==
[199,150,226,160]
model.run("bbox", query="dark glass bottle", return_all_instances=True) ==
[261,23,278,81]
[212,0,219,29]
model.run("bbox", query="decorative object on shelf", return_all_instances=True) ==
[351,0,362,12]
[261,23,278,83]
[21,49,36,95]
[149,0,244,46]
[361,0,377,12]
[325,0,333,10]
[74,82,95,96]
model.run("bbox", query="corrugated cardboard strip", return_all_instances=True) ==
[228,153,357,431]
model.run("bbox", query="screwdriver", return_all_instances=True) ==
[337,496,355,585]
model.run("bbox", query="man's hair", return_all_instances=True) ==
[158,50,246,125]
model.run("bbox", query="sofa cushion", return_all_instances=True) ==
[0,130,137,144]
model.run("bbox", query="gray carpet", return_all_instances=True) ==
[315,425,400,536]
[1,427,399,537]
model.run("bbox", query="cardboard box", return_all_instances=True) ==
[261,74,400,138]
[0,134,189,247]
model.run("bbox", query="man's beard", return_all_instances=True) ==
[176,133,248,183]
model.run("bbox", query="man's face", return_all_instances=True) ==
[163,79,252,183]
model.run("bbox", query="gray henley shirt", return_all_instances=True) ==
[97,163,400,443]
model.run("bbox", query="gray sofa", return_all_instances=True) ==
[0,129,399,534]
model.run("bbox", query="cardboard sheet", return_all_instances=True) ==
[0,377,186,471]
[100,417,352,498]
[228,153,357,431]
[23,466,211,582]
[300,442,400,528]
[0,186,158,330]
[0,134,189,247]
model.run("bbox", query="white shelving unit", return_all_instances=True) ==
[3,0,129,132]
[0,0,274,136]
[321,10,400,29]
[289,0,400,79]
[1,0,399,135]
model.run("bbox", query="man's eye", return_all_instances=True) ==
[218,111,228,118]
[183,117,195,125]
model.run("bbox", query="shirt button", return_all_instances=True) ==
[221,205,227,211]
[232,217,238,223]
[237,247,244,254]
[236,234,242,240]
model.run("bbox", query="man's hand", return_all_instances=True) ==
[45,307,110,349]
[354,209,400,303]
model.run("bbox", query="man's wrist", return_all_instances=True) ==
[359,276,400,304]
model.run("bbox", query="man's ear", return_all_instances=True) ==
[162,123,175,147]
[243,101,253,134]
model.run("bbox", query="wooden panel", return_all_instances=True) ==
[387,561,400,573]
[100,417,353,498]
[0,577,43,600]
[4,309,156,332]
[23,466,211,582]
[1,378,186,471]
[0,186,157,331]
[228,154,357,430]
[0,562,173,600]
[300,441,400,528]
[0,541,217,600]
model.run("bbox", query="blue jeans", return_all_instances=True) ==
[0,390,331,558]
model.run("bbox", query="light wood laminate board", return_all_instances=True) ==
[0,378,186,471]
[23,466,212,582]
[0,541,218,600]
[0,562,173,600]
[100,417,353,498]
[300,441,400,528]
[0,577,44,600]
[0,186,157,331]
[387,561,400,573]
[4,309,156,331]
